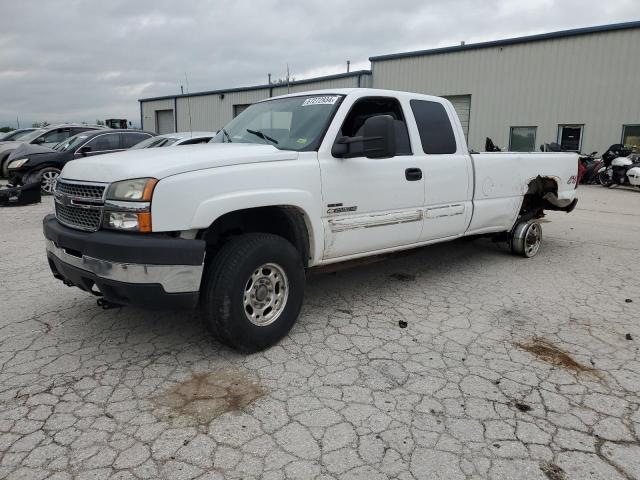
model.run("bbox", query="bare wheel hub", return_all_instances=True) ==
[243,263,289,326]
[524,222,541,257]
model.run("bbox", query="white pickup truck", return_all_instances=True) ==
[44,88,579,351]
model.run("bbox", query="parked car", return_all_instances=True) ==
[131,131,217,149]
[43,88,579,352]
[0,124,107,177]
[7,129,155,194]
[0,128,39,142]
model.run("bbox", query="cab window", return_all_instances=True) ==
[339,97,412,155]
[410,100,457,154]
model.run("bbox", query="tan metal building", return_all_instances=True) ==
[370,21,640,154]
[139,21,639,155]
[139,71,372,134]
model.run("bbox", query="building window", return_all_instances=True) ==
[233,104,251,117]
[557,124,583,152]
[509,126,537,152]
[622,125,640,149]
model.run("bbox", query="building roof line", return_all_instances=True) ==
[369,20,640,61]
[139,70,372,102]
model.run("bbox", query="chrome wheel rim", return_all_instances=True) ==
[524,222,541,257]
[41,171,59,194]
[243,263,289,326]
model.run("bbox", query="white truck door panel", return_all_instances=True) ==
[407,99,473,242]
[318,155,424,258]
[317,96,425,259]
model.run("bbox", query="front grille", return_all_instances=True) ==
[55,203,103,231]
[56,181,105,199]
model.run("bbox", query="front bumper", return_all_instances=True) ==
[43,214,206,308]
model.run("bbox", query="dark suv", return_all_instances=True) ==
[7,129,155,194]
[0,124,107,177]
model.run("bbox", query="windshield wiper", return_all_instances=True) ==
[246,128,278,145]
[221,128,232,143]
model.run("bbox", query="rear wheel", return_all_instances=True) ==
[511,220,542,258]
[200,233,305,352]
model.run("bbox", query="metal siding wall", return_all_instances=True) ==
[270,75,363,97]
[176,89,271,132]
[372,28,640,154]
[169,75,371,132]
[141,99,174,132]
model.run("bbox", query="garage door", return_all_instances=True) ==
[443,95,470,139]
[155,109,175,134]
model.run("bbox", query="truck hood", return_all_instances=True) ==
[60,143,299,183]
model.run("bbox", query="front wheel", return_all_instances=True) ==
[25,167,60,194]
[511,220,542,258]
[200,233,305,352]
[598,169,613,187]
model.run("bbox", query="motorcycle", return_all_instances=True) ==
[597,144,640,188]
[579,151,600,184]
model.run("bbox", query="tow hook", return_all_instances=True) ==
[97,298,122,310]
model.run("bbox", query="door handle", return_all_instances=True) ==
[405,168,422,181]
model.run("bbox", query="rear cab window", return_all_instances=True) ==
[410,100,457,154]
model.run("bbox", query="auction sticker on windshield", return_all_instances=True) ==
[301,96,339,106]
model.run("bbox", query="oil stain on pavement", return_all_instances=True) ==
[154,370,266,424]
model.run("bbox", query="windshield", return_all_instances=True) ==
[210,94,344,151]
[12,129,45,142]
[54,134,89,152]
[1,129,33,141]
[131,136,179,149]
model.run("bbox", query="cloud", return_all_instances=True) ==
[0,0,637,126]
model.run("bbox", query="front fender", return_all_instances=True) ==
[150,160,326,263]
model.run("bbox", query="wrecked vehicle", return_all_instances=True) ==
[43,88,579,351]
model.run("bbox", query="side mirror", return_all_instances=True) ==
[332,114,396,159]
[33,137,45,144]
[77,145,92,156]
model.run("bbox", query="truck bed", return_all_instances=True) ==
[466,151,578,235]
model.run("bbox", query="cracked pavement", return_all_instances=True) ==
[1,185,639,480]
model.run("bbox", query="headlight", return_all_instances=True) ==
[103,177,157,233]
[8,158,28,169]
[106,178,157,201]
[103,211,152,232]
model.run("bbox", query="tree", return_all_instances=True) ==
[32,121,50,128]
[0,126,12,133]
[96,120,105,126]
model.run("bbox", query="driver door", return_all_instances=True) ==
[318,96,425,260]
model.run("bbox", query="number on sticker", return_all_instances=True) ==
[301,96,339,106]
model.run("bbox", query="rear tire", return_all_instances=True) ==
[200,233,305,352]
[511,220,542,258]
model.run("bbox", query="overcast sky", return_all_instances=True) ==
[0,0,637,127]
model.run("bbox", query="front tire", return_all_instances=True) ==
[200,233,305,352]
[25,167,60,194]
[0,154,10,178]
[598,169,613,187]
